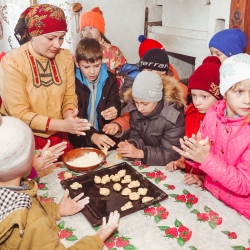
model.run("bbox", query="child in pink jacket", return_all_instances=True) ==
[174,53,250,220]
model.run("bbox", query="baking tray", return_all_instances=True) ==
[60,162,168,226]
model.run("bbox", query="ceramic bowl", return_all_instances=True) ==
[62,147,106,173]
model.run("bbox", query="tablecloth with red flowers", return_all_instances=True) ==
[37,150,250,250]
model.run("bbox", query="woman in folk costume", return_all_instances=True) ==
[0,4,91,152]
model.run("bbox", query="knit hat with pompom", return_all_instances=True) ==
[138,35,164,58]
[79,7,105,34]
[188,56,222,100]
[0,115,35,182]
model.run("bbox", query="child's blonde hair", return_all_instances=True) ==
[76,38,103,64]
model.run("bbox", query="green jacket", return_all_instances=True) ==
[0,180,104,250]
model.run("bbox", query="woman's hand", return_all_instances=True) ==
[102,123,120,135]
[101,106,118,120]
[166,157,185,172]
[91,133,116,149]
[173,135,210,164]
[117,140,144,159]
[32,140,67,171]
[63,108,91,135]
[184,173,204,188]
[58,189,90,217]
[95,211,120,242]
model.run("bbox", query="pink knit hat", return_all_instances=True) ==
[0,115,35,182]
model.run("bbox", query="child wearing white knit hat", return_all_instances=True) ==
[173,53,250,220]
[0,114,120,249]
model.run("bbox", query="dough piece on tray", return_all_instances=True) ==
[128,180,140,188]
[113,183,122,191]
[70,182,82,190]
[100,187,110,196]
[138,188,148,196]
[121,175,131,184]
[117,169,126,178]
[129,192,140,201]
[122,187,132,196]
[142,196,154,203]
[121,201,133,211]
[110,174,121,182]
[94,175,102,184]
[101,174,111,184]
[63,172,73,179]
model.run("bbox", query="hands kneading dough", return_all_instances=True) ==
[129,192,140,201]
[122,187,132,196]
[138,188,147,196]
[128,180,140,188]
[70,182,82,190]
[100,187,110,196]
[142,196,154,203]
[64,172,73,179]
[113,183,122,191]
[121,201,133,211]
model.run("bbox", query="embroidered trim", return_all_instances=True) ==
[45,117,51,132]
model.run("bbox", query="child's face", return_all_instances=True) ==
[191,89,218,114]
[224,79,250,117]
[81,26,102,42]
[210,47,228,63]
[133,97,158,115]
[77,59,102,82]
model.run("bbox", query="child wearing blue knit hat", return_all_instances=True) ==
[209,28,247,62]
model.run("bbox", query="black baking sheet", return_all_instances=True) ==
[60,162,168,226]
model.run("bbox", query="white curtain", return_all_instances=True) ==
[0,0,81,54]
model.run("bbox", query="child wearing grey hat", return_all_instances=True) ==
[116,71,185,166]
[173,53,250,220]
[0,114,120,249]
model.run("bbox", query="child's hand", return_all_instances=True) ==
[166,157,185,171]
[173,136,210,164]
[58,189,89,217]
[91,133,116,149]
[95,210,120,242]
[101,106,118,120]
[117,140,144,159]
[184,173,204,188]
[102,123,120,135]
[41,140,67,158]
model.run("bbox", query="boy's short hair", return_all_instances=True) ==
[75,38,103,63]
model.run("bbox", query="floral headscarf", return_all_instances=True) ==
[14,4,67,45]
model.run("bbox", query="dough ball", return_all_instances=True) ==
[199,139,206,146]
[94,175,102,184]
[113,183,122,191]
[138,188,148,196]
[110,174,120,182]
[117,169,126,178]
[142,196,154,203]
[121,175,131,184]
[122,187,132,196]
[70,182,82,190]
[101,174,111,184]
[114,153,123,160]
[121,201,133,211]
[129,192,140,201]
[106,162,114,168]
[128,180,140,188]
[102,146,109,156]
[42,150,52,156]
[99,187,110,196]
[63,172,73,179]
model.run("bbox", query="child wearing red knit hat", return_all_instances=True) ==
[79,7,126,83]
[166,56,222,187]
